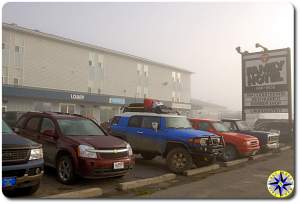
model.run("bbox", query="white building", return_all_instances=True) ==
[2,23,192,122]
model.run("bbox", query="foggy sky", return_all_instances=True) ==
[2,2,294,111]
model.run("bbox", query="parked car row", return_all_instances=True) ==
[2,99,282,196]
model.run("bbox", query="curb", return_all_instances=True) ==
[43,187,103,199]
[117,173,176,191]
[249,152,273,160]
[222,158,249,167]
[183,164,220,176]
[280,146,292,151]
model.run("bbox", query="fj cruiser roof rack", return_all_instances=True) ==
[122,98,180,115]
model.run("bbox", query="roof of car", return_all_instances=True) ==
[221,118,242,121]
[26,111,87,119]
[116,112,186,118]
[189,118,220,122]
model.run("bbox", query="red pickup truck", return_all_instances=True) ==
[189,118,260,161]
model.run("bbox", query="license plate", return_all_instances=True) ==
[2,177,16,188]
[113,162,124,169]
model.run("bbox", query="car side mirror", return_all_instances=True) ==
[152,122,159,132]
[42,129,57,138]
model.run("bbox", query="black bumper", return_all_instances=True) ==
[190,144,224,158]
[2,159,44,190]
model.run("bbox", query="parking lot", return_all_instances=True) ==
[17,145,292,198]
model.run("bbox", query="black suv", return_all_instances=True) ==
[2,120,44,196]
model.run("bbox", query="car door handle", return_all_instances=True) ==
[137,131,143,134]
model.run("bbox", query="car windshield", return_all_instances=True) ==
[2,121,13,134]
[236,121,250,131]
[212,122,230,132]
[165,117,192,129]
[57,119,105,136]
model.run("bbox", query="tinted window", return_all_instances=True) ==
[199,122,210,131]
[165,117,192,129]
[142,116,160,129]
[57,119,105,136]
[2,121,13,134]
[211,122,229,132]
[16,116,27,128]
[128,116,142,128]
[40,118,55,133]
[25,117,41,131]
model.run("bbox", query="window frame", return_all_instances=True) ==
[40,117,56,134]
[25,116,42,132]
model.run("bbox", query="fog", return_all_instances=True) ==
[2,2,294,111]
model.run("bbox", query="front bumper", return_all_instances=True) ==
[190,144,225,159]
[239,146,260,156]
[2,159,44,190]
[266,142,280,150]
[77,156,135,179]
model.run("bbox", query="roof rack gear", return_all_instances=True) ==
[122,98,180,115]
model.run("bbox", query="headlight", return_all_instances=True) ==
[244,140,252,146]
[29,148,43,160]
[78,145,97,158]
[188,137,207,145]
[127,143,133,156]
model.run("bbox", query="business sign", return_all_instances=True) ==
[242,48,291,114]
[70,94,85,100]
[109,97,125,105]
[171,103,191,110]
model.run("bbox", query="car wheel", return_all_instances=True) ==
[222,144,238,161]
[193,157,216,168]
[166,147,193,174]
[141,152,156,160]
[57,155,76,184]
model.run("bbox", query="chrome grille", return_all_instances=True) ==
[2,149,30,163]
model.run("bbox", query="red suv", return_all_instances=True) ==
[14,112,134,184]
[189,118,260,161]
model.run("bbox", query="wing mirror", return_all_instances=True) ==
[42,129,57,138]
[152,122,159,132]
[13,127,20,133]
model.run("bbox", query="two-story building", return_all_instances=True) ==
[2,23,192,122]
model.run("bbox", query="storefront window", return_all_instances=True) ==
[60,103,75,114]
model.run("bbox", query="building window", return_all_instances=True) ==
[2,42,9,66]
[177,73,181,83]
[172,91,176,102]
[2,67,8,84]
[136,86,142,98]
[97,88,101,94]
[172,71,176,82]
[59,103,75,114]
[88,60,92,66]
[88,87,92,93]
[144,87,148,98]
[13,78,19,86]
[177,92,181,102]
[137,64,142,76]
[15,45,24,67]
[144,65,149,77]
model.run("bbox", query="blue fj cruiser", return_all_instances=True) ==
[110,112,225,173]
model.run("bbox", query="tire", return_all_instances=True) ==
[141,152,157,160]
[193,157,216,168]
[56,155,76,184]
[222,144,238,161]
[166,147,193,174]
